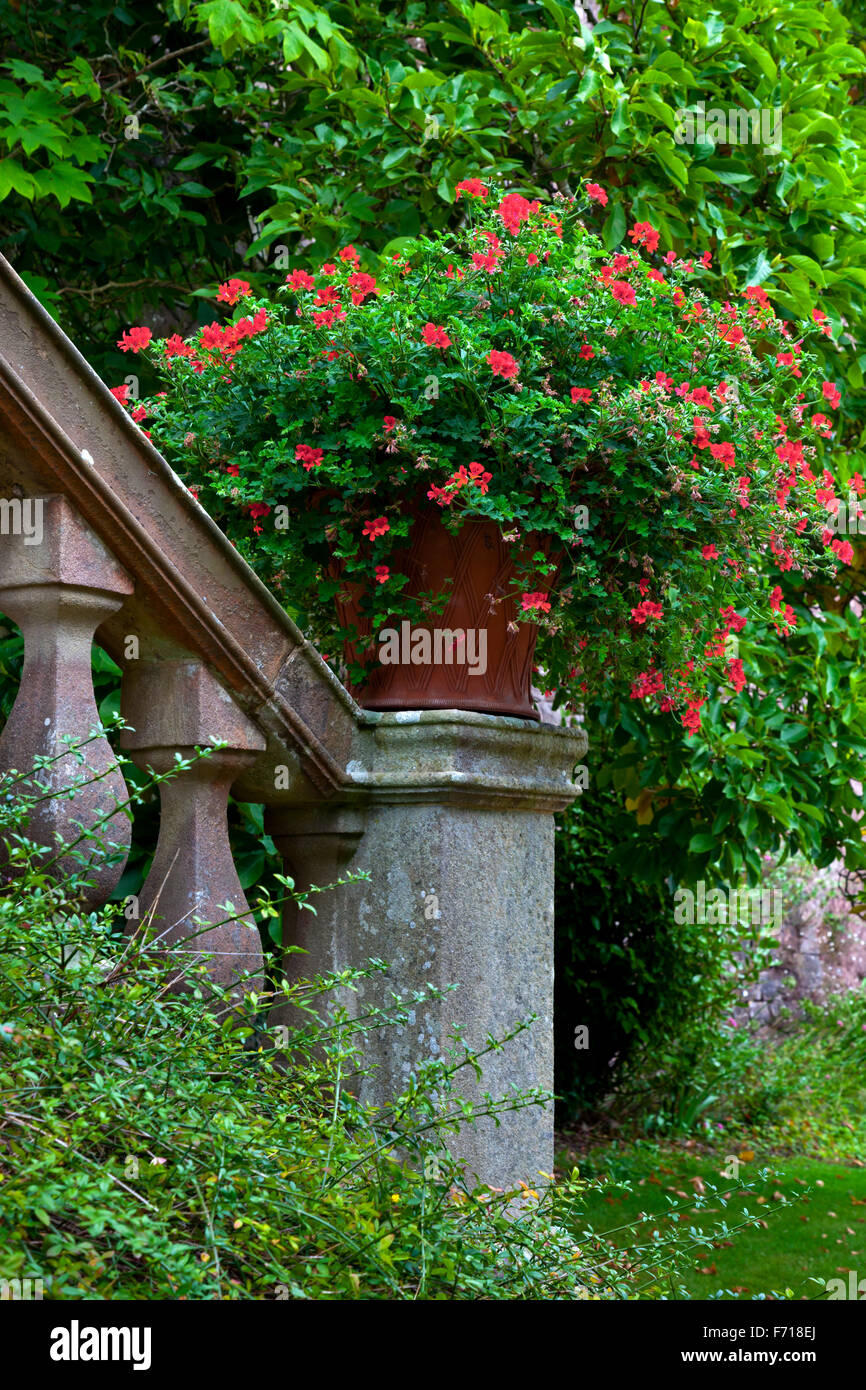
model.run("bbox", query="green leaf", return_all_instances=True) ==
[0,158,37,200]
[784,254,826,287]
[602,201,626,251]
[688,832,716,854]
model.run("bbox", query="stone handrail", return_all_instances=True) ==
[0,251,587,1186]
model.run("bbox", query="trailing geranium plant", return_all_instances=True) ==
[117,179,849,732]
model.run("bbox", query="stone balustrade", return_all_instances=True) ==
[0,493,133,902]
[0,249,587,1187]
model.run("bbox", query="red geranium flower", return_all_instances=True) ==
[296,443,324,470]
[628,221,660,254]
[312,306,346,328]
[455,178,488,201]
[164,333,196,361]
[498,192,538,235]
[363,516,389,539]
[744,285,769,307]
[521,592,551,613]
[630,599,663,624]
[315,285,341,306]
[611,281,637,306]
[487,349,519,379]
[217,279,251,305]
[286,269,315,291]
[347,271,378,305]
[117,326,152,353]
[422,322,451,349]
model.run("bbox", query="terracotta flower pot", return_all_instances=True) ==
[331,505,554,720]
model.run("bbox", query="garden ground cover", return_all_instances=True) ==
[557,1138,866,1300]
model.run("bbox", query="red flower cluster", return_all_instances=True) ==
[199,309,268,358]
[628,221,660,254]
[286,269,315,291]
[471,230,505,274]
[611,281,636,306]
[347,271,377,305]
[217,279,251,305]
[630,599,663,625]
[487,349,519,379]
[630,667,665,699]
[456,178,488,201]
[521,592,551,613]
[422,322,451,348]
[498,192,540,235]
[164,333,197,363]
[312,306,345,328]
[296,443,324,471]
[427,460,493,507]
[117,326,152,354]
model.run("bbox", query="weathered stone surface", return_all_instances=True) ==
[0,494,133,903]
[733,858,866,1027]
[269,711,587,1190]
[121,661,267,997]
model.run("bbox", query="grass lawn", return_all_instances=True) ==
[558,1142,866,1300]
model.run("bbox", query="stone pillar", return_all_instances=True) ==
[121,660,267,997]
[268,710,586,1190]
[0,493,133,903]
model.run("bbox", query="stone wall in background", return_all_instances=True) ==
[735,859,866,1026]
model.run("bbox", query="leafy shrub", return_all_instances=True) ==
[555,785,777,1124]
[0,755,747,1299]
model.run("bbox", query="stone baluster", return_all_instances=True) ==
[0,493,133,904]
[121,660,267,999]
[267,710,587,1191]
